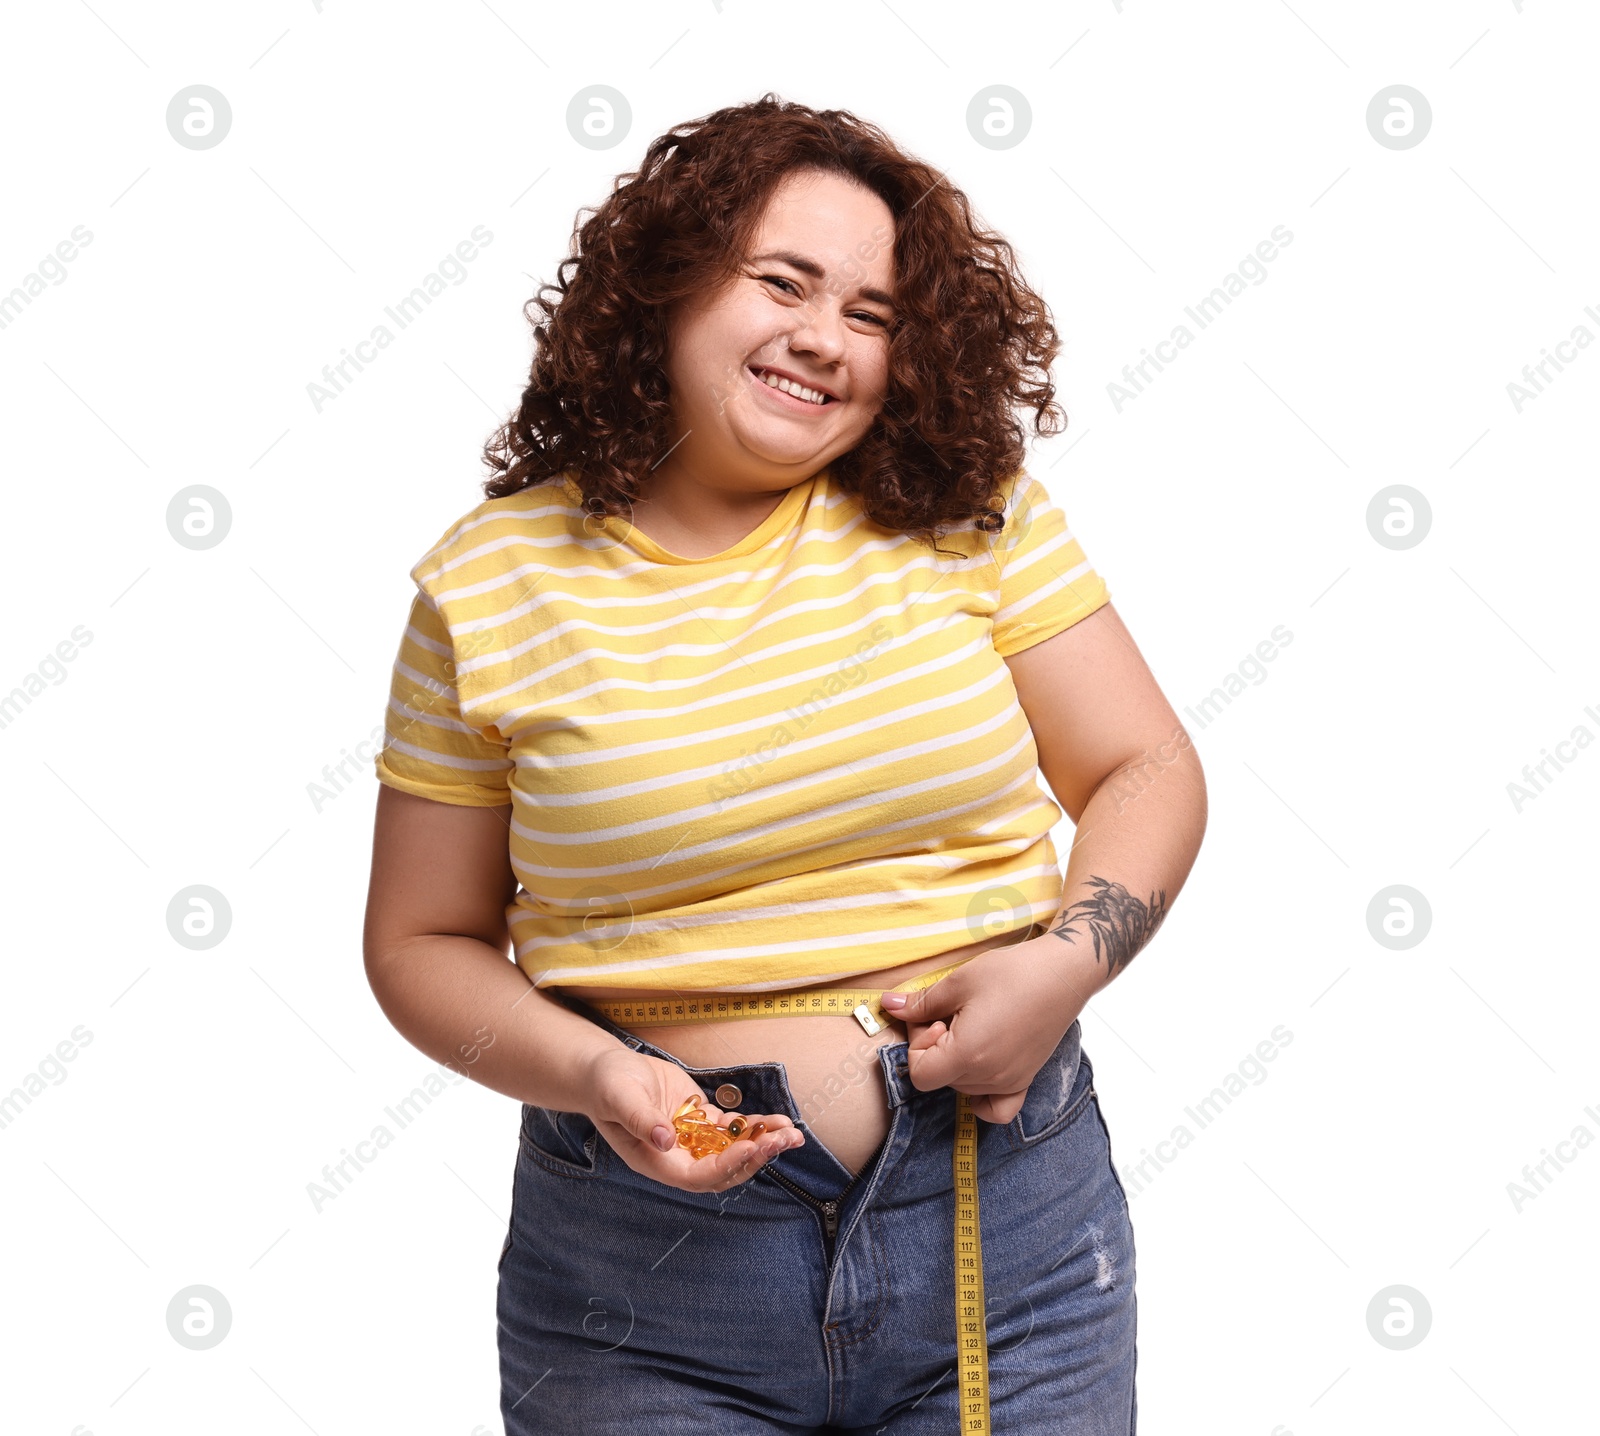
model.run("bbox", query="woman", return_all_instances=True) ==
[364,94,1205,1433]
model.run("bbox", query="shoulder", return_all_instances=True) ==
[992,467,1083,563]
[996,467,1046,538]
[408,475,584,601]
[943,466,1031,575]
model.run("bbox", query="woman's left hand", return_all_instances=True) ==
[879,935,1085,1123]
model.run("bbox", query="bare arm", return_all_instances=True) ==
[362,783,621,1114]
[879,602,1207,1119]
[362,783,805,1189]
[1006,601,1208,1010]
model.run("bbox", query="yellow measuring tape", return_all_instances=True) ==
[585,956,992,1434]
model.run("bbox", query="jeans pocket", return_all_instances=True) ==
[1008,1021,1090,1147]
[519,1103,605,1179]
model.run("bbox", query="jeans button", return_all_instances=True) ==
[715,1083,742,1107]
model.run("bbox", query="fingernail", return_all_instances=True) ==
[880,992,906,1010]
[652,1124,675,1150]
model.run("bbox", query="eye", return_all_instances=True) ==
[759,275,889,327]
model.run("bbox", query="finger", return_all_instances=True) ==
[658,1098,791,1154]
[969,1088,1028,1124]
[878,970,965,1026]
[699,1130,795,1188]
[667,1114,805,1170]
[628,1089,708,1153]
[904,1022,964,1090]
[678,1110,804,1141]
[904,1016,947,1047]
[743,1112,800,1134]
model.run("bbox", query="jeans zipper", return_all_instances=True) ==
[763,1163,862,1265]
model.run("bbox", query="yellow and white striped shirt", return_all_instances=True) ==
[375,464,1110,992]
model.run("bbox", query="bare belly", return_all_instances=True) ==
[559,926,1037,1178]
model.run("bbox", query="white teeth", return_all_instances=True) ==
[753,368,829,405]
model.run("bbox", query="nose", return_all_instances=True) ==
[782,295,848,368]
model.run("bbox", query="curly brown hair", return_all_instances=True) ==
[481,92,1068,549]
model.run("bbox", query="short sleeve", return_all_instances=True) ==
[988,471,1111,658]
[374,586,514,807]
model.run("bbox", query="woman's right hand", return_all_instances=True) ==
[583,1045,806,1192]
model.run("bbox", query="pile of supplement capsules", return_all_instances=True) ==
[671,1095,766,1158]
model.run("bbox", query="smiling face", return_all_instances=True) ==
[655,168,897,497]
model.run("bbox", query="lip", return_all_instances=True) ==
[746,364,841,407]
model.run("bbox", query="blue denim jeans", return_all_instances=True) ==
[496,1011,1137,1433]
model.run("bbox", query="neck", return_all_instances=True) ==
[633,458,814,553]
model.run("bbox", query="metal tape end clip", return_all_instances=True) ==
[853,1002,886,1036]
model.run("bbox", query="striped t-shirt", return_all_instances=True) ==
[375,463,1111,992]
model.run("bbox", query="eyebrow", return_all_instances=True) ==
[747,249,896,309]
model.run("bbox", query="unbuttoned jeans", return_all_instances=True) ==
[496,1013,1137,1433]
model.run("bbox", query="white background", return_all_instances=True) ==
[1,2,1594,1433]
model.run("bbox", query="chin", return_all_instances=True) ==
[737,422,861,464]
[732,433,834,469]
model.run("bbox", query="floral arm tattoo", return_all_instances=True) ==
[1047,876,1168,980]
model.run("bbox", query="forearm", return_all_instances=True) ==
[1038,734,1207,1012]
[365,933,624,1114]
